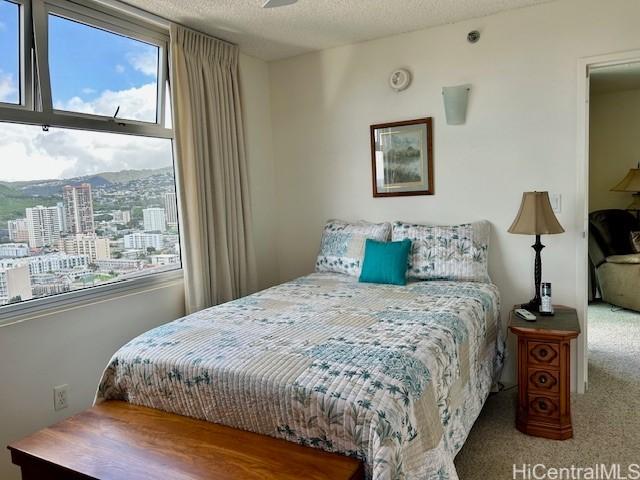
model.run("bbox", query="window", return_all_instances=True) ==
[0,0,20,104]
[0,0,179,310]
[0,122,180,306]
[48,14,159,122]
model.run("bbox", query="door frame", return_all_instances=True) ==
[576,49,640,394]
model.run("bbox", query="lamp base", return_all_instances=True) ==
[520,299,541,313]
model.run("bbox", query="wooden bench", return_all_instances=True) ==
[7,401,364,480]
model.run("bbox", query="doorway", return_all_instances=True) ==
[577,51,640,395]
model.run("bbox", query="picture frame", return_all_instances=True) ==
[370,117,434,197]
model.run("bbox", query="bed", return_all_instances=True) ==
[97,272,503,480]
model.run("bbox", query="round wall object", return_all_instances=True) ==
[467,30,480,43]
[389,68,412,92]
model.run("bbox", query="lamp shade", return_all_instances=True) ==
[610,168,640,192]
[508,191,564,235]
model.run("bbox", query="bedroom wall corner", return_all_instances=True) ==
[240,53,281,291]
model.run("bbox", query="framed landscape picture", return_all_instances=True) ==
[370,117,433,197]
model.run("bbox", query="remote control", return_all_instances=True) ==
[515,308,536,321]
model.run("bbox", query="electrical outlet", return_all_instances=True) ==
[53,384,68,411]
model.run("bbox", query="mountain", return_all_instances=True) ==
[0,183,57,224]
[91,167,174,184]
[5,167,174,197]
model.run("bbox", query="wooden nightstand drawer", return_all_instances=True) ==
[528,394,560,419]
[527,341,559,367]
[510,306,580,440]
[528,368,559,394]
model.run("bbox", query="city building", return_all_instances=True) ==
[25,205,63,248]
[123,232,163,250]
[32,283,70,297]
[7,218,29,243]
[60,234,111,262]
[56,202,67,232]
[0,243,29,258]
[10,253,90,276]
[143,207,166,232]
[0,263,32,305]
[94,258,144,272]
[111,210,131,224]
[150,254,180,266]
[63,183,95,234]
[164,192,178,227]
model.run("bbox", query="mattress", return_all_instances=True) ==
[97,272,504,479]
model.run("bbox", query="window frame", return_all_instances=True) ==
[0,0,33,109]
[0,0,183,319]
[0,0,172,139]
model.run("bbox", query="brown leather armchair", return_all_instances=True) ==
[589,209,640,312]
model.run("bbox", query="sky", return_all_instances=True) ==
[0,1,172,182]
[0,0,19,104]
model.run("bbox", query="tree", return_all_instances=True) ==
[88,263,99,272]
[146,247,156,254]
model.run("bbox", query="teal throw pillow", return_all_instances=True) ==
[359,239,412,286]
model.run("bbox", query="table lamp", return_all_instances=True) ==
[508,191,565,312]
[611,164,640,219]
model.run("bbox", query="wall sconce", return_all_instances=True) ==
[442,84,471,125]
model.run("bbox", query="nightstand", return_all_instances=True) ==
[509,306,580,440]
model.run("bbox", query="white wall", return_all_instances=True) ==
[0,281,186,480]
[0,54,279,480]
[589,88,640,212]
[269,0,640,387]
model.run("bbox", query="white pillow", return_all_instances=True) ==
[315,219,391,277]
[392,220,491,282]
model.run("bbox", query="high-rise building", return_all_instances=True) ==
[8,218,29,243]
[60,234,111,262]
[26,205,63,248]
[56,202,67,233]
[63,184,94,234]
[124,232,163,250]
[0,263,32,305]
[164,192,178,228]
[143,208,166,232]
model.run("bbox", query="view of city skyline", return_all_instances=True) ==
[0,148,181,306]
[0,1,179,307]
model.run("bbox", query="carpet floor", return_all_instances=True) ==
[454,302,640,479]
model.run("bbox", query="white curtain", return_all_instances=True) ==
[170,25,257,314]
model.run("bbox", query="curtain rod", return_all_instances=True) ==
[88,0,237,47]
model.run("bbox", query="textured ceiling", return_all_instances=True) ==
[123,0,554,61]
[591,62,640,94]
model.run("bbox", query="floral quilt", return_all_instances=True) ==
[97,273,504,480]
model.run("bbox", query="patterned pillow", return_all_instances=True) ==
[632,231,640,253]
[392,220,491,282]
[315,219,392,276]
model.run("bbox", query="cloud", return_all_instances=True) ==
[0,82,171,182]
[81,87,96,95]
[0,122,172,181]
[115,64,125,74]
[0,71,17,103]
[126,50,158,77]
[54,83,158,122]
